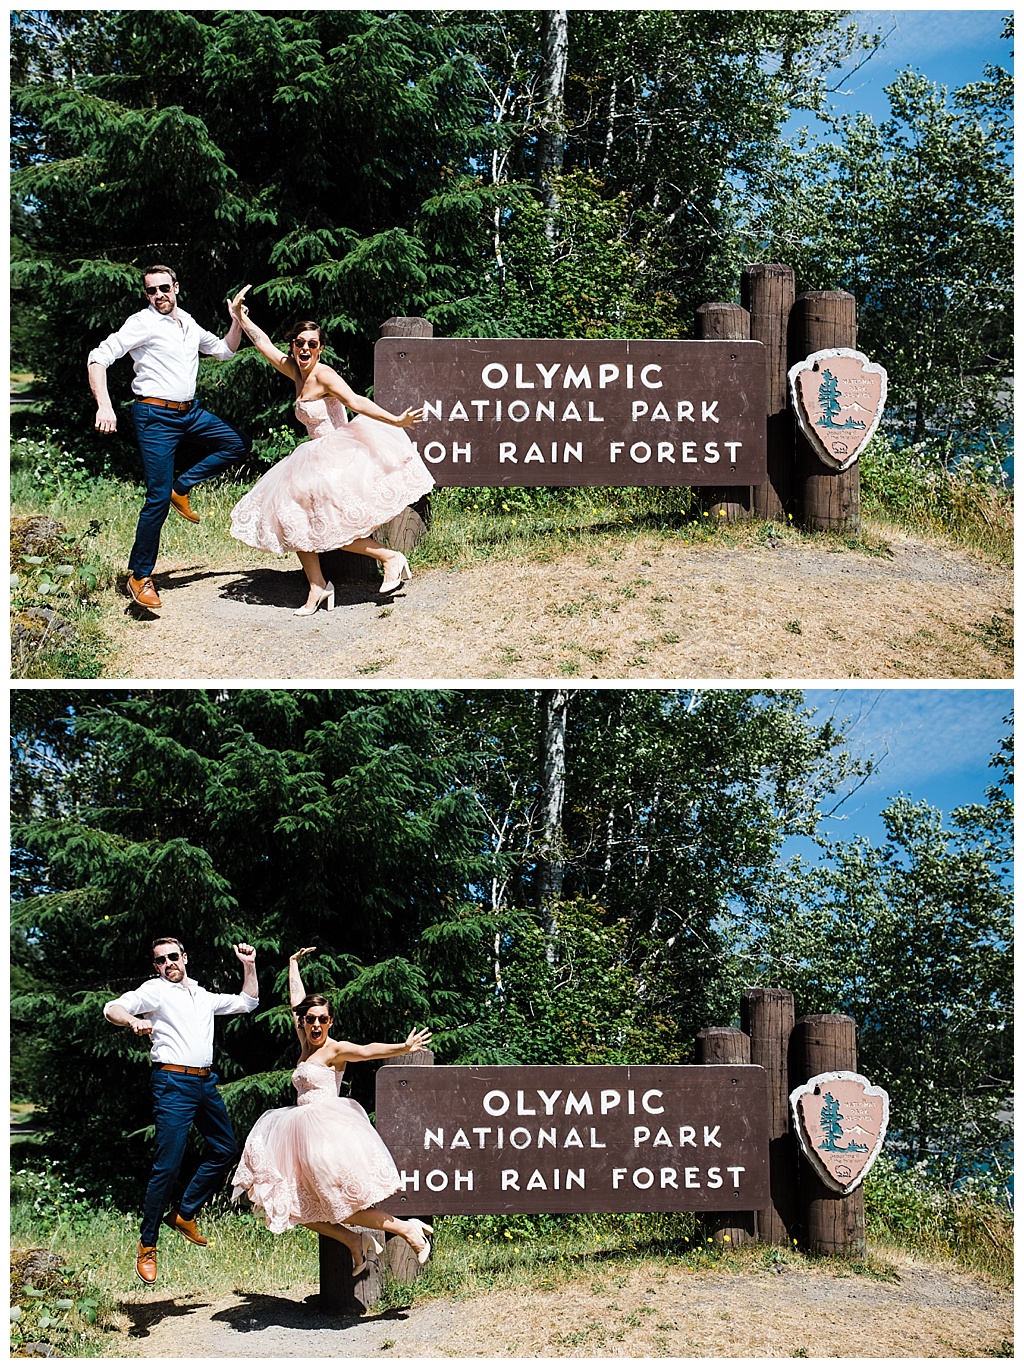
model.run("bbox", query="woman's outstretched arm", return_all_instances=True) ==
[319,365,424,429]
[229,285,297,379]
[330,1027,432,1063]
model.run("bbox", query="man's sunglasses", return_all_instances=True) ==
[154,952,182,965]
[303,1013,330,1025]
[145,283,174,296]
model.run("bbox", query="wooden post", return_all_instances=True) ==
[317,1234,366,1316]
[380,1048,435,1285]
[694,303,751,522]
[790,291,860,534]
[742,264,796,523]
[741,987,797,1245]
[317,1046,435,1315]
[377,316,433,554]
[791,1014,866,1258]
[321,316,434,586]
[694,1028,755,1247]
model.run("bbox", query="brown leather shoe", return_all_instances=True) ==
[164,1210,208,1246]
[170,489,199,523]
[127,575,161,609]
[135,1243,158,1284]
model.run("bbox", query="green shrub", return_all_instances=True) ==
[860,430,1013,559]
[864,1153,1013,1277]
[11,1161,116,1235]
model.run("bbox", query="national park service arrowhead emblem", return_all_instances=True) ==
[790,1071,889,1193]
[788,349,887,471]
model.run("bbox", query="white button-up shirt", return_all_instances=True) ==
[112,975,258,1068]
[87,305,236,402]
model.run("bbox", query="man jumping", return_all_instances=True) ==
[103,936,258,1285]
[87,264,251,610]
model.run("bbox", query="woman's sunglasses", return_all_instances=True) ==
[154,952,182,965]
[303,1013,330,1025]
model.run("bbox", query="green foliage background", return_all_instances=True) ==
[10,9,1013,474]
[11,689,1012,1205]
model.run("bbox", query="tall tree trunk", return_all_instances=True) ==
[536,688,569,948]
[536,9,569,240]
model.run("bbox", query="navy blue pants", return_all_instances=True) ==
[128,401,251,577]
[140,1069,238,1248]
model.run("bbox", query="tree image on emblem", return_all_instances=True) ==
[816,369,866,431]
[818,1092,869,1153]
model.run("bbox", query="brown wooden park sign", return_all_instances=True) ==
[327,265,886,583]
[374,338,768,487]
[314,990,886,1314]
[374,1064,770,1214]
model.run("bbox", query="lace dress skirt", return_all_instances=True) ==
[231,1091,402,1232]
[229,416,435,555]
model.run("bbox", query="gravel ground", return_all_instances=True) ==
[106,529,1011,680]
[118,1253,1012,1358]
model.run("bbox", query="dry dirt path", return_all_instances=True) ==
[106,529,1010,681]
[119,1254,1011,1358]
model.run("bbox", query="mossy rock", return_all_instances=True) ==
[10,516,68,562]
[11,607,76,663]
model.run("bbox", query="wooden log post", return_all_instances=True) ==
[694,1027,755,1247]
[694,303,751,522]
[380,1047,435,1284]
[318,1046,435,1315]
[320,316,434,586]
[741,987,797,1245]
[318,1229,369,1316]
[791,1014,866,1258]
[790,292,861,535]
[742,264,796,523]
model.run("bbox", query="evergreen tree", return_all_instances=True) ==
[11,688,493,1195]
[819,1094,845,1151]
[11,7,872,473]
[26,688,995,1198]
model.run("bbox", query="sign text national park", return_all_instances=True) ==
[374,339,768,487]
[375,1065,770,1214]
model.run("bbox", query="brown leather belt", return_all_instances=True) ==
[136,396,194,411]
[157,1063,211,1077]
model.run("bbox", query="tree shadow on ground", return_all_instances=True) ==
[210,1290,413,1333]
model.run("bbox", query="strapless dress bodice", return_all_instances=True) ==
[295,394,350,439]
[292,1059,344,1105]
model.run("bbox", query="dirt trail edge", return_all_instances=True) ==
[107,530,1011,681]
[120,1254,1011,1358]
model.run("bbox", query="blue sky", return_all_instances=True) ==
[783,8,1012,137]
[796,687,1012,851]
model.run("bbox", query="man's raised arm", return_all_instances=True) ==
[233,942,258,1000]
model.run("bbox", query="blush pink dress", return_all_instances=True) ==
[229,394,435,554]
[230,1060,402,1232]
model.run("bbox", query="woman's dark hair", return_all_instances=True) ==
[284,319,328,351]
[294,992,333,1021]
